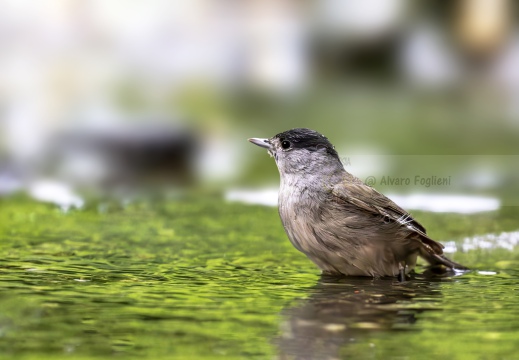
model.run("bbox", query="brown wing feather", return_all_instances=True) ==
[331,177,444,254]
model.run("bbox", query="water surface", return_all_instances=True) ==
[1,195,519,359]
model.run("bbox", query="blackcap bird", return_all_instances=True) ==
[249,128,467,279]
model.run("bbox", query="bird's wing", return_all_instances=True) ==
[331,178,444,254]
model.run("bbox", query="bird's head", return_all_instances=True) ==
[249,128,343,177]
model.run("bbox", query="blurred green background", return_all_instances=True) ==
[1,1,519,360]
[0,0,518,199]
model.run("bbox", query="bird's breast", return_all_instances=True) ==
[278,183,325,254]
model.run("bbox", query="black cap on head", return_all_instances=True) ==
[273,128,339,159]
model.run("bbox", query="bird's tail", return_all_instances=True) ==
[420,249,469,270]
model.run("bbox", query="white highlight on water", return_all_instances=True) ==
[29,180,84,211]
[385,193,500,214]
[226,189,500,214]
[443,231,519,254]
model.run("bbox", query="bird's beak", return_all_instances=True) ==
[248,138,272,149]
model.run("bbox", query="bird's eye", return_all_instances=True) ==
[281,140,291,149]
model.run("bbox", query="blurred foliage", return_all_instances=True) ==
[1,195,519,359]
[172,84,519,186]
[216,84,519,154]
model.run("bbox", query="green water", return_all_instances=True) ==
[1,195,519,359]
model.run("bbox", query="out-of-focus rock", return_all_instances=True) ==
[48,122,199,192]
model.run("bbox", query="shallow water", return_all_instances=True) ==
[1,195,519,359]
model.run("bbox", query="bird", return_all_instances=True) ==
[248,128,467,280]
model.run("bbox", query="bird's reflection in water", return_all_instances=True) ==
[276,274,445,360]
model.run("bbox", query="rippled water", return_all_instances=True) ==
[1,195,519,359]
